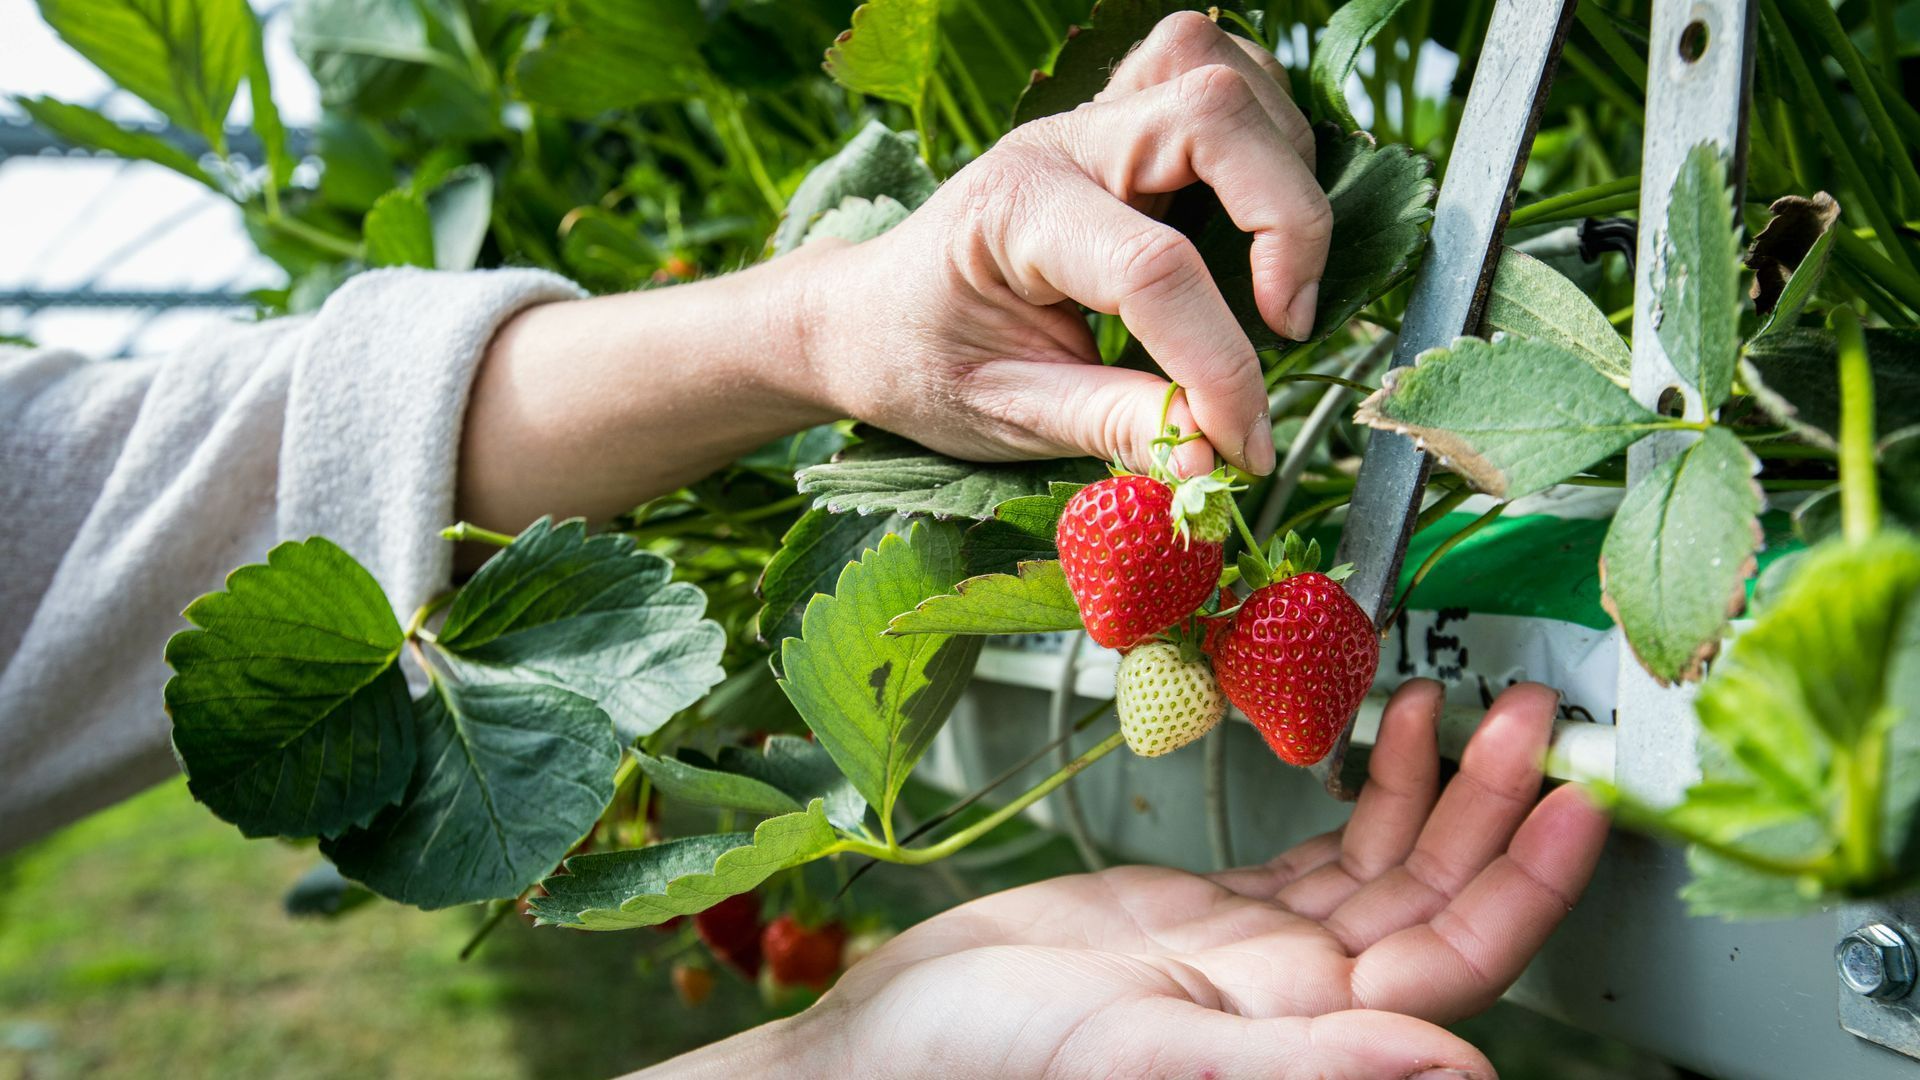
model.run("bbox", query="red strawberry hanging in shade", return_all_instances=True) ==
[1209,532,1380,766]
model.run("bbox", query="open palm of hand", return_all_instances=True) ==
[793,681,1608,1079]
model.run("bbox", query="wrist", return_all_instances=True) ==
[626,1007,848,1079]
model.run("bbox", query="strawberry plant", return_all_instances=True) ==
[19,0,1920,971]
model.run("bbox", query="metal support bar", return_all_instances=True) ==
[1319,0,1580,797]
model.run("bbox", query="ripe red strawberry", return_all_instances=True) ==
[761,914,847,990]
[1210,571,1379,766]
[695,892,763,978]
[1057,475,1223,649]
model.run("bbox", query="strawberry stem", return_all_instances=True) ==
[1226,495,1267,572]
[1835,310,1880,543]
[1383,501,1507,628]
[829,731,1127,866]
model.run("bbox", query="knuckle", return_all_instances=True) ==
[1295,188,1335,244]
[1148,9,1220,54]
[1115,225,1201,301]
[1180,64,1259,122]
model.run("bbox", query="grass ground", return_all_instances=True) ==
[0,779,1673,1079]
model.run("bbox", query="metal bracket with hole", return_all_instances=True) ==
[1318,0,1581,798]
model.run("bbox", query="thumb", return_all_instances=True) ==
[967,358,1225,477]
[1053,998,1495,1079]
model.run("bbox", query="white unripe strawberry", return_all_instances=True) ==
[1115,642,1227,757]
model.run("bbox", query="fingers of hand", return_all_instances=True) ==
[1267,681,1446,919]
[1100,11,1316,167]
[1070,66,1331,343]
[957,358,1216,474]
[1311,682,1559,950]
[994,180,1273,472]
[1350,784,1609,1022]
[1056,998,1493,1080]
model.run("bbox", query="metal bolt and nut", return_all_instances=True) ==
[1837,924,1918,1001]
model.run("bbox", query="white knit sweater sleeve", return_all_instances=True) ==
[0,267,584,853]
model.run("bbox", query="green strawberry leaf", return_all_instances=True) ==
[510,0,710,115]
[797,430,1104,520]
[363,188,435,268]
[823,0,941,111]
[1599,427,1763,685]
[718,735,868,833]
[1486,247,1632,386]
[1012,0,1210,127]
[528,801,840,930]
[1352,335,1660,499]
[632,753,805,819]
[961,482,1084,577]
[431,518,726,743]
[322,680,623,909]
[38,0,252,144]
[886,560,1082,636]
[1747,192,1839,334]
[802,194,912,247]
[757,507,908,648]
[773,120,938,255]
[1741,328,1920,447]
[165,538,414,840]
[1309,0,1412,131]
[1629,533,1920,918]
[1656,144,1742,409]
[778,523,982,825]
[292,0,437,110]
[14,95,217,189]
[1196,126,1434,352]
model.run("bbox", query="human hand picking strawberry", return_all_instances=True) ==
[637,682,1608,1079]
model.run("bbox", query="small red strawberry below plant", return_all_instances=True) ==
[671,962,714,1007]
[695,892,764,978]
[761,914,847,991]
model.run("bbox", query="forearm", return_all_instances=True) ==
[456,246,841,533]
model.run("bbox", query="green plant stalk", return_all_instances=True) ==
[1270,371,1376,395]
[441,522,517,547]
[1561,45,1643,122]
[1835,727,1890,885]
[1271,492,1352,541]
[1574,4,1648,94]
[1385,500,1505,626]
[1227,491,1266,567]
[1776,0,1920,214]
[1762,0,1919,279]
[1412,481,1473,531]
[833,731,1128,865]
[930,74,983,156]
[260,213,362,260]
[1507,175,1639,229]
[1835,311,1880,542]
[1832,228,1920,316]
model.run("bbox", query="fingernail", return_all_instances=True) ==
[1243,411,1276,474]
[1286,279,1321,341]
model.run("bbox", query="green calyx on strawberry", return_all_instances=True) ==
[1059,400,1244,650]
[1210,531,1376,767]
[1115,636,1226,757]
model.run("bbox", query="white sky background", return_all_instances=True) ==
[0,0,319,357]
[0,1,1453,358]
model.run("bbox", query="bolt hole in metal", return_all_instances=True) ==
[1837,924,1918,1001]
[1679,18,1710,63]
[1656,385,1689,418]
